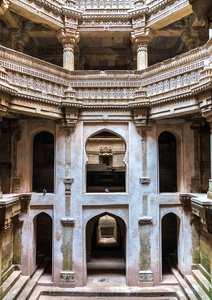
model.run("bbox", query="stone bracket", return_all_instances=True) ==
[61,217,75,227]
[20,194,32,213]
[138,216,153,225]
[59,271,75,287]
[140,177,150,185]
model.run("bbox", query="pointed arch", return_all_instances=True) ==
[86,130,126,193]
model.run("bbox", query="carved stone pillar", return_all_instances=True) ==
[12,215,23,265]
[138,217,154,286]
[190,118,203,193]
[207,122,212,199]
[59,217,75,287]
[63,178,73,216]
[131,16,154,71]
[57,29,79,71]
[10,121,21,193]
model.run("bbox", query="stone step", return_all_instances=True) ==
[0,271,20,300]
[2,275,29,300]
[166,258,197,300]
[197,264,211,282]
[16,258,50,300]
[192,269,211,298]
[185,275,211,300]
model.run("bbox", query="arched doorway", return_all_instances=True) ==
[33,131,54,193]
[162,213,180,275]
[86,213,126,280]
[86,130,126,193]
[159,131,177,192]
[35,212,52,278]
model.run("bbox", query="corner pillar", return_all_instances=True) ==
[59,218,75,287]
[138,217,154,286]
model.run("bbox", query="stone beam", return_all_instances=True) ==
[147,0,193,31]
[9,0,63,31]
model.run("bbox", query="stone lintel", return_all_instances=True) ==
[59,270,75,287]
[140,177,150,185]
[138,270,154,287]
[138,216,152,225]
[61,217,75,226]
[180,193,192,212]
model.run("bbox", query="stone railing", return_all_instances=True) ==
[138,45,208,105]
[1,39,212,117]
[76,0,134,10]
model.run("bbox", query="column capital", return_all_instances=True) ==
[0,0,9,16]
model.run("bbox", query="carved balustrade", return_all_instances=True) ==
[1,38,212,119]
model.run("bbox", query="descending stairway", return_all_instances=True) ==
[166,256,212,300]
[1,257,50,300]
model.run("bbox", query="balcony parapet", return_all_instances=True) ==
[0,193,31,232]
[1,39,212,118]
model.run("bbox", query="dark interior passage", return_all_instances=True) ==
[162,213,179,274]
[86,214,126,276]
[33,131,54,193]
[36,212,52,272]
[159,131,177,192]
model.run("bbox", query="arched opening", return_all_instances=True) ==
[86,130,126,193]
[33,131,54,192]
[35,213,52,279]
[86,213,126,280]
[162,213,180,276]
[159,131,177,192]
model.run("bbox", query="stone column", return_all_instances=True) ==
[138,217,154,286]
[136,38,149,70]
[57,30,79,71]
[207,122,212,199]
[59,218,75,287]
[12,216,23,265]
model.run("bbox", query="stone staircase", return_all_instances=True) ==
[166,256,212,300]
[0,257,50,300]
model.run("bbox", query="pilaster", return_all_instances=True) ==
[12,215,23,265]
[59,217,75,287]
[138,217,154,286]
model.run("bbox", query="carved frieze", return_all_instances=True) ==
[59,271,75,287]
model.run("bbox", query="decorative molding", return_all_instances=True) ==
[59,271,75,287]
[180,194,192,212]
[138,216,153,225]
[61,217,75,226]
[140,177,151,185]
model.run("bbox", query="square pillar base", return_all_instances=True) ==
[59,271,75,287]
[138,271,154,287]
